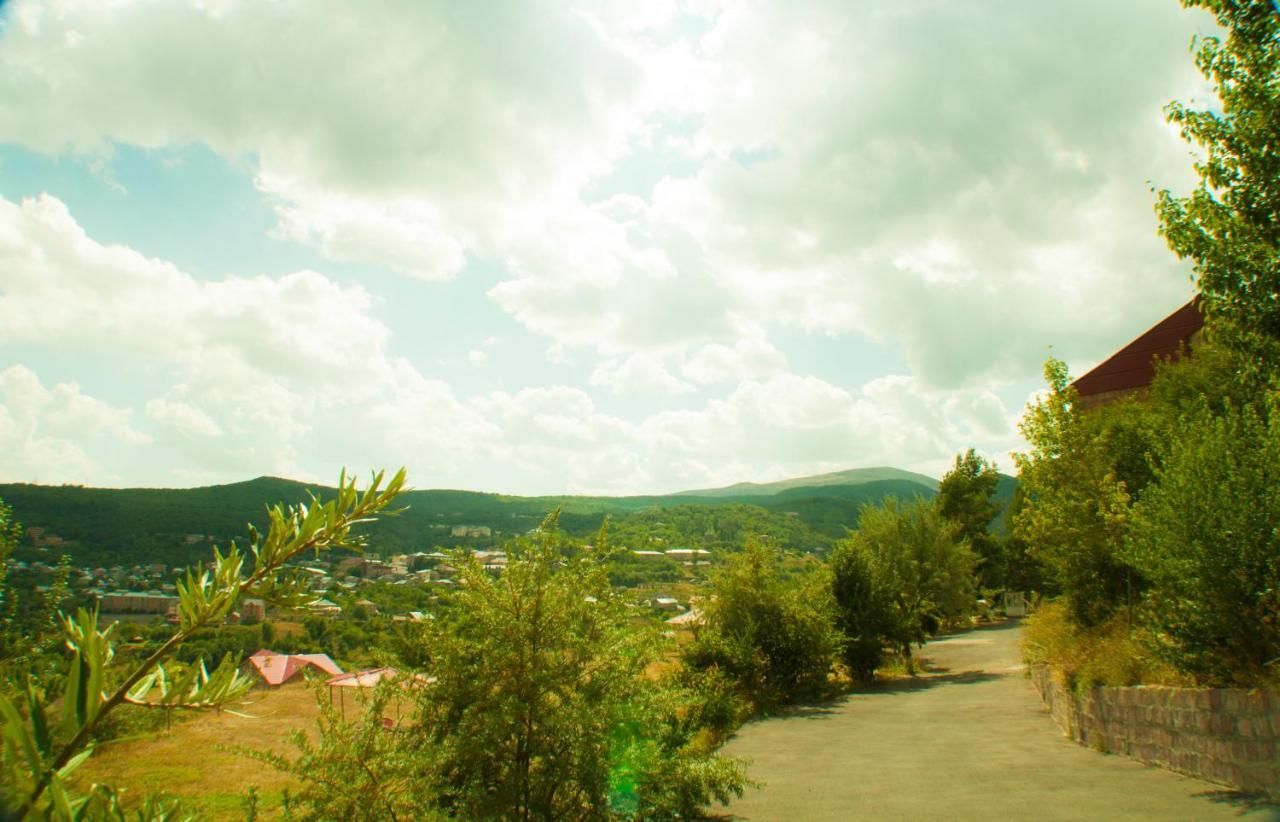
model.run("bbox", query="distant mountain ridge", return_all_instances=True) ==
[675,467,940,497]
[0,465,1016,566]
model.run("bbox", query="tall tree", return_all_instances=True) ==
[936,449,1002,588]
[1156,0,1280,372]
[1012,359,1149,627]
[837,497,977,661]
[684,538,840,708]
[395,513,746,819]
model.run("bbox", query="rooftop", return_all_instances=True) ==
[1073,300,1203,400]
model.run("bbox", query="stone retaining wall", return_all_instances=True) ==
[1030,664,1279,799]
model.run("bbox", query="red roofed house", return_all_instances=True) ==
[245,649,343,687]
[1072,299,1204,411]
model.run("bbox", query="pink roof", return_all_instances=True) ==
[246,649,343,687]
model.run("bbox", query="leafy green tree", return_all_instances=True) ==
[827,540,897,681]
[1012,359,1146,627]
[0,469,405,820]
[1156,0,1280,373]
[838,497,977,660]
[343,512,747,820]
[684,538,840,708]
[937,449,1002,588]
[1126,399,1280,685]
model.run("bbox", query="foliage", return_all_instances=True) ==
[833,498,977,664]
[1011,359,1150,627]
[1156,0,1280,374]
[248,680,436,822]
[1021,601,1183,692]
[608,503,826,555]
[411,512,648,818]
[937,450,1002,587]
[0,469,405,820]
[273,512,747,820]
[684,538,840,709]
[0,470,968,570]
[1125,399,1280,686]
[605,551,683,588]
[827,540,896,681]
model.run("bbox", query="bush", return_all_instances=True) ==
[1126,399,1280,686]
[684,538,840,709]
[1021,601,1181,692]
[828,540,893,681]
[831,497,977,674]
[1013,358,1152,627]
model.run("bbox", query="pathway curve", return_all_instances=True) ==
[720,620,1278,820]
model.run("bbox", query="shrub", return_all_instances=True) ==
[1020,601,1181,692]
[831,497,977,673]
[1126,399,1280,686]
[1013,358,1151,627]
[684,538,840,709]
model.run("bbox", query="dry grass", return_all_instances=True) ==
[76,679,330,819]
[1021,601,1187,691]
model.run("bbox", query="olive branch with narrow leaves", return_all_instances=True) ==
[0,468,406,820]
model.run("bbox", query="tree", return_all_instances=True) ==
[1156,0,1280,373]
[1126,398,1280,685]
[827,540,897,681]
[0,469,406,820]
[342,512,748,820]
[1012,359,1146,627]
[837,497,977,661]
[684,538,840,708]
[937,449,1002,588]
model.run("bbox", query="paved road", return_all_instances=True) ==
[720,620,1279,820]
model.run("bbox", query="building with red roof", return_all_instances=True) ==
[1072,299,1204,410]
[244,649,343,687]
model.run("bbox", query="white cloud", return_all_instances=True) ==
[0,0,1212,387]
[145,396,223,438]
[682,332,786,385]
[0,1,1220,492]
[589,353,693,396]
[0,365,147,484]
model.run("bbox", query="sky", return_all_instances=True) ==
[0,0,1217,495]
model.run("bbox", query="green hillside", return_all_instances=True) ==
[674,466,939,497]
[0,467,1016,567]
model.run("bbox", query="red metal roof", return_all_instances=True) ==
[1073,300,1203,397]
[246,649,343,686]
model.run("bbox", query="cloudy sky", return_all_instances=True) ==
[0,0,1215,494]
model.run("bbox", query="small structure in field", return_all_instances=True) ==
[326,667,434,718]
[245,649,343,687]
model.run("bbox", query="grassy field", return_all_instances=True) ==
[76,679,328,819]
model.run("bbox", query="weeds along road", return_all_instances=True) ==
[719,620,1279,821]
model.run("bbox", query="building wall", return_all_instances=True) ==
[1031,664,1280,799]
[100,592,180,614]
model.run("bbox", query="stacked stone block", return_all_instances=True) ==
[1031,664,1279,800]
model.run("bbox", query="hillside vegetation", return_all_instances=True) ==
[0,468,1015,566]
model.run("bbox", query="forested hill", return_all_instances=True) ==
[674,466,940,497]
[0,468,1015,567]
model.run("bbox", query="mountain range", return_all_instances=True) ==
[0,467,1015,567]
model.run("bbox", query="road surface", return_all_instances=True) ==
[719,620,1278,820]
